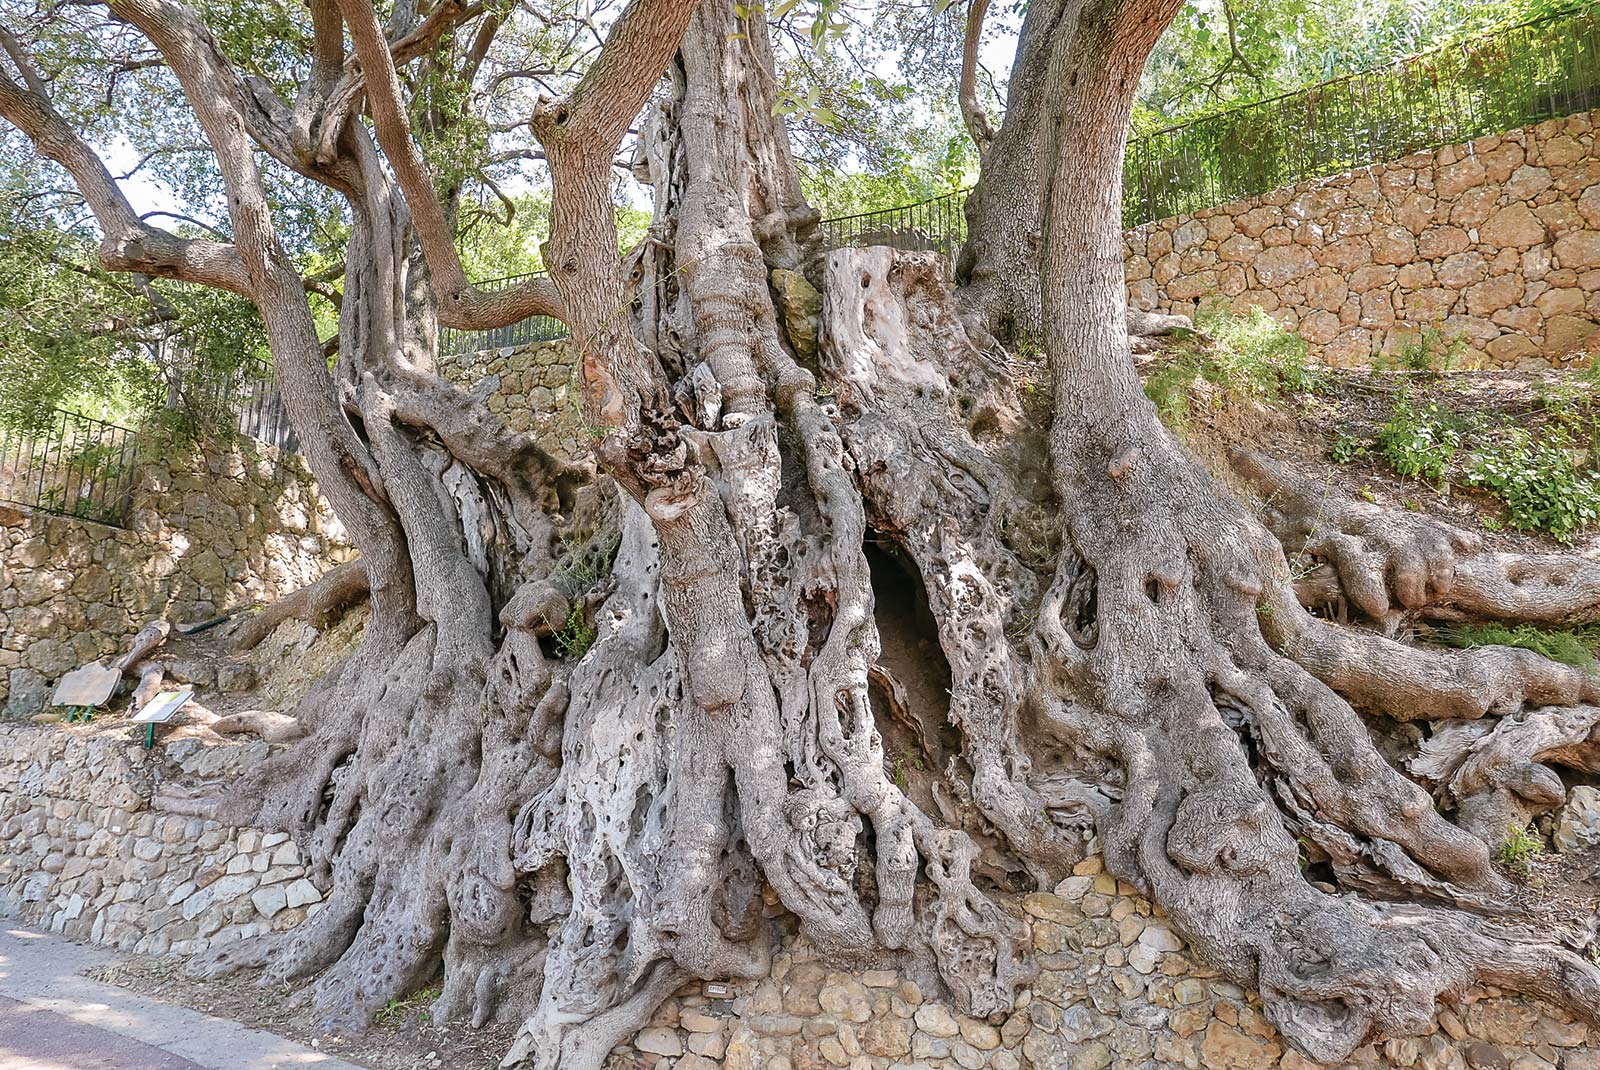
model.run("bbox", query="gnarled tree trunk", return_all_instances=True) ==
[10,0,1600,1066]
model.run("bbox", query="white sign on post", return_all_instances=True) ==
[131,690,194,725]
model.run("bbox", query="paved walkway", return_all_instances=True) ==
[0,927,366,1070]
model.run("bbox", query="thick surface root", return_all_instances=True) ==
[167,175,1600,1070]
[1235,448,1600,629]
[231,558,371,652]
[821,248,1600,1064]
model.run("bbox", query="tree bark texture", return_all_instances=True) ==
[7,0,1600,1067]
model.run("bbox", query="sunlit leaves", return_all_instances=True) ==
[1139,0,1599,128]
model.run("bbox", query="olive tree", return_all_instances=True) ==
[3,0,1598,1066]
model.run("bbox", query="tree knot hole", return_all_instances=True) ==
[1106,445,1139,480]
[1064,561,1098,649]
[1144,566,1182,605]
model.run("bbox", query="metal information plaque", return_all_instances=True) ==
[131,690,194,725]
[51,662,122,708]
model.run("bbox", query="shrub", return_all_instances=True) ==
[1493,823,1544,882]
[1464,431,1600,543]
[1145,301,1322,427]
[1193,301,1322,397]
[1376,326,1464,372]
[1426,621,1600,673]
[1376,395,1460,480]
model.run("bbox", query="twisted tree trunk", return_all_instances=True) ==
[954,0,1072,346]
[11,0,1600,1066]
[197,0,1600,1060]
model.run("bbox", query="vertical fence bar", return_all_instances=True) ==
[1114,6,1594,228]
[0,407,140,526]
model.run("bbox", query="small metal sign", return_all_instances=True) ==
[51,662,122,708]
[131,690,194,725]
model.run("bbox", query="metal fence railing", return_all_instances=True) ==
[161,343,300,456]
[818,190,970,266]
[0,352,305,526]
[440,272,569,355]
[1123,6,1600,226]
[0,409,141,526]
[221,357,299,455]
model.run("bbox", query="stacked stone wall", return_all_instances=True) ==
[0,727,1594,1069]
[437,337,587,458]
[0,724,326,957]
[1124,111,1600,368]
[1,440,351,713]
[592,855,1597,1070]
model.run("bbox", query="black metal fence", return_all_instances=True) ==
[220,357,299,455]
[440,271,569,355]
[0,409,141,526]
[1124,7,1600,226]
[161,341,299,456]
[818,190,969,265]
[0,354,303,526]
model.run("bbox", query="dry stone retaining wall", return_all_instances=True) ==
[594,855,1597,1070]
[0,440,351,713]
[0,724,326,957]
[437,337,587,458]
[1124,110,1600,368]
[0,729,1593,1068]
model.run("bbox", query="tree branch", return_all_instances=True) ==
[546,0,699,151]
[333,0,569,330]
[0,33,252,295]
[958,0,995,157]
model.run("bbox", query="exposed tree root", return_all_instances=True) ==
[231,559,371,652]
[1234,449,1600,628]
[118,9,1600,1070]
[818,247,1600,1064]
[1270,605,1600,720]
[1411,705,1600,842]
[210,709,308,743]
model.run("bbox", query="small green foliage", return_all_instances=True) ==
[554,603,597,661]
[1493,823,1544,882]
[1463,431,1600,543]
[373,986,440,1027]
[1376,395,1460,480]
[1144,360,1196,427]
[1367,383,1600,542]
[60,706,97,723]
[1330,430,1365,464]
[547,531,620,663]
[1146,301,1323,429]
[1375,326,1464,372]
[1426,621,1600,673]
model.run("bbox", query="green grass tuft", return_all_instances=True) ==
[1493,823,1544,883]
[1146,300,1324,429]
[1425,621,1600,673]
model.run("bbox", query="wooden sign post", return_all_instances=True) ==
[51,661,123,709]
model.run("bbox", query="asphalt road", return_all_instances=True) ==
[0,926,364,1070]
